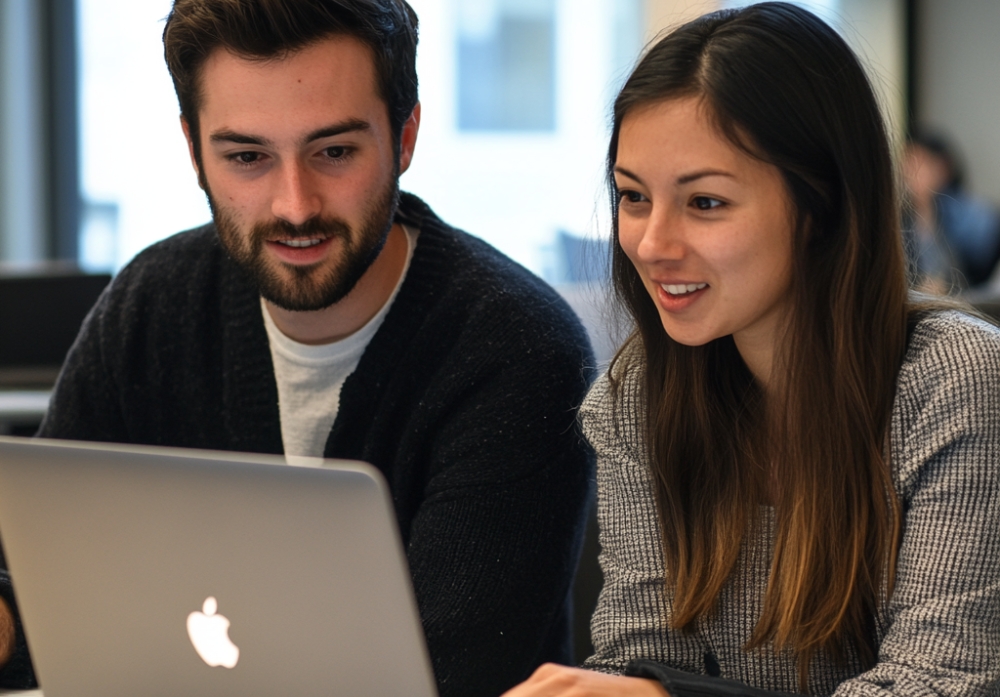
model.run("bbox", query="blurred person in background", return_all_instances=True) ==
[902,131,1000,293]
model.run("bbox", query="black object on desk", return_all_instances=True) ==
[0,270,111,388]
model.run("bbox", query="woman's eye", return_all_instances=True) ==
[618,189,647,204]
[692,196,723,210]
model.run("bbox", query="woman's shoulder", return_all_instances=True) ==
[580,339,646,452]
[892,309,1000,496]
[901,308,1000,385]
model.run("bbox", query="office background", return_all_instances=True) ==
[2,0,996,283]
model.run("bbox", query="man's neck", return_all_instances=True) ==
[264,223,409,345]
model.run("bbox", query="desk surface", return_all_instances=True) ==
[0,690,41,696]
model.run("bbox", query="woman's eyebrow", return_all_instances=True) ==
[677,169,735,185]
[613,166,644,185]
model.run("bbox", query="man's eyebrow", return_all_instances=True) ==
[304,119,371,143]
[207,119,372,148]
[209,130,271,147]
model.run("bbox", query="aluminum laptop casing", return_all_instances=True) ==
[0,436,438,697]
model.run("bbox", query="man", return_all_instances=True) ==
[0,1,594,694]
[902,131,1000,292]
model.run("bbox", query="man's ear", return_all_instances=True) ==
[180,116,205,190]
[398,102,421,175]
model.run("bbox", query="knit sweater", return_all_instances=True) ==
[581,311,1000,696]
[5,193,596,696]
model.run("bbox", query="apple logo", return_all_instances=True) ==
[186,596,240,669]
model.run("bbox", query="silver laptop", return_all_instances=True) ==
[0,436,438,697]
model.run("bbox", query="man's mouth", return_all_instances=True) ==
[272,236,330,249]
[661,282,708,296]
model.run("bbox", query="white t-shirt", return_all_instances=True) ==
[262,225,417,465]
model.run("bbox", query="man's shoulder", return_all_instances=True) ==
[109,224,228,298]
[90,223,241,336]
[399,193,573,313]
[386,194,593,366]
[123,223,222,276]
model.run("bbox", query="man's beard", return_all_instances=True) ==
[209,178,400,312]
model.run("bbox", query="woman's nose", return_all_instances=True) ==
[636,208,687,263]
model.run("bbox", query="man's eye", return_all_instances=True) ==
[324,146,347,159]
[693,196,723,210]
[233,152,260,165]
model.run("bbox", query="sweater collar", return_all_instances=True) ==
[210,192,456,459]
[217,247,285,455]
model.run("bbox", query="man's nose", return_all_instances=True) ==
[271,162,322,226]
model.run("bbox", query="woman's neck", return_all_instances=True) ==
[734,331,777,392]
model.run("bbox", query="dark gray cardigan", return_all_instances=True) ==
[1,193,596,696]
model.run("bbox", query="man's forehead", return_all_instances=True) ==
[196,35,383,128]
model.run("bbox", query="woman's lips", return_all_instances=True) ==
[661,282,707,296]
[655,281,709,311]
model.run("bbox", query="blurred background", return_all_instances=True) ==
[1,0,999,342]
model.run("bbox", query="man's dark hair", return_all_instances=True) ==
[163,0,419,163]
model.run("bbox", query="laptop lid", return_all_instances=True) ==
[0,437,438,697]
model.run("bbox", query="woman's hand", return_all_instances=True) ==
[501,663,669,697]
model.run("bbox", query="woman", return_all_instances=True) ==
[505,3,1000,696]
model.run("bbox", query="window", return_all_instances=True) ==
[77,0,210,272]
[457,0,557,131]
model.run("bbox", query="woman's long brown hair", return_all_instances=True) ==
[607,4,907,689]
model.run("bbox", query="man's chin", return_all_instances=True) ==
[260,283,350,313]
[262,295,339,313]
[251,261,359,311]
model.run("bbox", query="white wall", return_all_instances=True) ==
[917,0,1000,205]
[643,0,907,144]
[839,0,906,144]
[645,0,719,39]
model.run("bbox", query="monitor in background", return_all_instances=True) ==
[0,271,111,388]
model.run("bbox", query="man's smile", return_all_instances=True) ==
[272,236,331,248]
[262,234,338,268]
